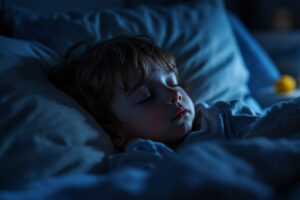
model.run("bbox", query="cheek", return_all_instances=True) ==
[183,92,195,115]
[130,107,169,137]
[138,107,167,127]
[182,90,193,104]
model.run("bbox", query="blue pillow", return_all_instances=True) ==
[7,0,251,106]
[228,12,281,94]
[0,35,115,188]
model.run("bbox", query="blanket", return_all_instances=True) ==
[0,98,300,199]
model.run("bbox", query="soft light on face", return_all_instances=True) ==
[110,67,195,147]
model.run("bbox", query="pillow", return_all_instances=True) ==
[7,0,251,105]
[227,12,281,95]
[0,35,115,189]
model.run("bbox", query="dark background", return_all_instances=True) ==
[226,0,300,30]
[226,0,300,87]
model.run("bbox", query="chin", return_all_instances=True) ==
[165,134,186,149]
[180,120,193,135]
[172,127,190,142]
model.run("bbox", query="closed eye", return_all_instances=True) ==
[172,84,181,87]
[136,95,152,105]
[170,82,183,88]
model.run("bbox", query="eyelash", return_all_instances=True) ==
[171,83,181,87]
[136,95,153,105]
[170,81,183,88]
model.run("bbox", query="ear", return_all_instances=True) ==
[113,134,127,151]
[102,124,128,151]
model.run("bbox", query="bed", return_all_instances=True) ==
[0,0,300,199]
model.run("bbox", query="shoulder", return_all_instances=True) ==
[207,100,259,116]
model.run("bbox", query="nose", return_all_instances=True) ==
[167,88,182,105]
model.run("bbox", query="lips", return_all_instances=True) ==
[172,107,188,121]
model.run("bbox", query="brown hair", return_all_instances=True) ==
[48,35,180,136]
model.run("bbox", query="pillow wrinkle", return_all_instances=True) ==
[0,35,114,188]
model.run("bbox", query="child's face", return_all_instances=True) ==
[110,67,195,147]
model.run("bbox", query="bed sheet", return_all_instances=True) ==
[0,138,299,200]
[0,99,300,200]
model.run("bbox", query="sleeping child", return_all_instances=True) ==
[48,35,300,170]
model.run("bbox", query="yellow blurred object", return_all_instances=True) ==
[274,75,296,94]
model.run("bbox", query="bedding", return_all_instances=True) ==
[0,35,115,188]
[227,12,281,96]
[5,0,250,106]
[1,0,300,199]
[0,0,257,188]
[1,98,300,199]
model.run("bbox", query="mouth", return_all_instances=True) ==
[172,107,188,121]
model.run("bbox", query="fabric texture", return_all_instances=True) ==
[0,35,115,189]
[7,0,251,105]
[1,98,299,199]
[227,12,281,94]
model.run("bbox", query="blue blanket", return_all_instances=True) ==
[1,98,300,199]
